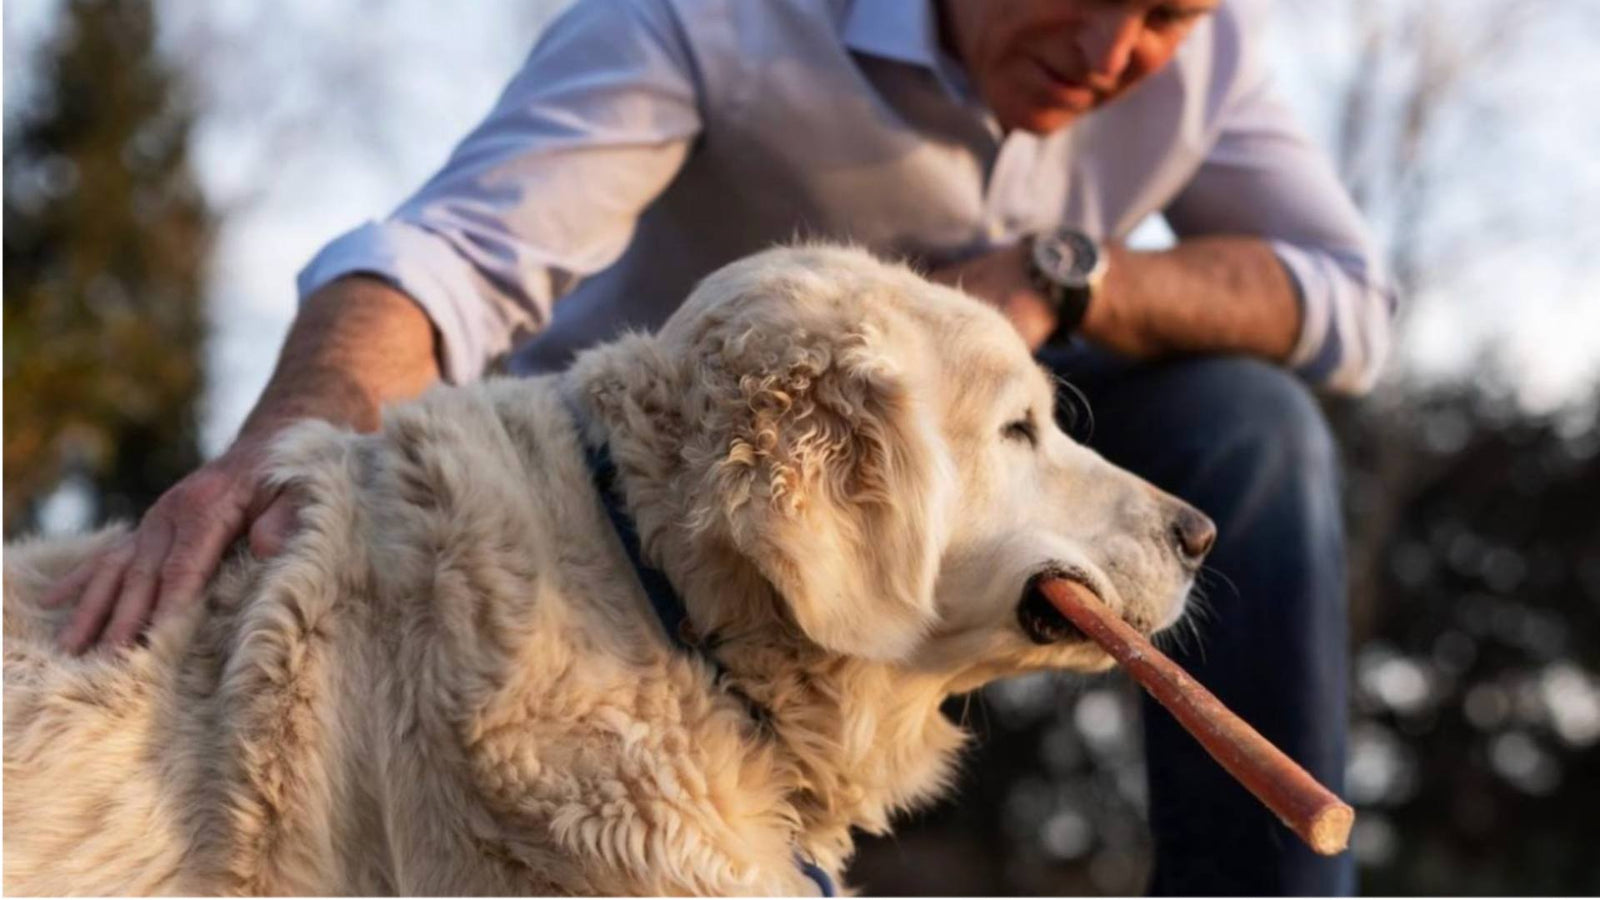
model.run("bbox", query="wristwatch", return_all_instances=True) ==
[1027,228,1107,342]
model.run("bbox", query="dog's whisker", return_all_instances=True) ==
[1180,604,1210,665]
[1197,566,1240,604]
[957,691,976,729]
[1153,584,1214,664]
[1048,372,1096,442]
[972,689,993,740]
[1153,615,1192,658]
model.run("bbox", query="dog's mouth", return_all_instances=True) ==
[1017,568,1095,645]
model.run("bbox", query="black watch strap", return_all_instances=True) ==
[1026,236,1094,342]
[1045,281,1091,341]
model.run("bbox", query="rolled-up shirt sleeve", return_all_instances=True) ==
[296,0,702,385]
[1164,9,1399,395]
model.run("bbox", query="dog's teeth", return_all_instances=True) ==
[1018,585,1088,645]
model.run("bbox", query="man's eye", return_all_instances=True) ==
[1002,417,1039,447]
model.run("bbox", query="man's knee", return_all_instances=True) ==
[1174,357,1339,507]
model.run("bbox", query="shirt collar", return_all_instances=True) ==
[842,0,977,103]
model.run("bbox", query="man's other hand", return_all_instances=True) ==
[41,439,299,653]
[926,242,1057,352]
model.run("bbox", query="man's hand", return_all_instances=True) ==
[927,242,1057,352]
[43,439,298,653]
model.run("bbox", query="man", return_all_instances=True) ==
[47,0,1391,892]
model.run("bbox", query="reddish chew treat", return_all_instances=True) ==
[1039,577,1355,856]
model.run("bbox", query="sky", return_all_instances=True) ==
[1264,0,1600,418]
[6,0,1599,456]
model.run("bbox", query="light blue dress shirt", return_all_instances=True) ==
[298,0,1395,393]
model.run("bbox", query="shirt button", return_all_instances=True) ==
[986,220,1007,242]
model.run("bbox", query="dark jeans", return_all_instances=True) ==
[1040,346,1355,896]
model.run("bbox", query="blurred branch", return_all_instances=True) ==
[1321,0,1550,296]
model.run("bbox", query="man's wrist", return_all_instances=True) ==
[242,370,386,439]
[242,278,442,442]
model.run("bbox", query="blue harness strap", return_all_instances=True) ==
[567,399,835,896]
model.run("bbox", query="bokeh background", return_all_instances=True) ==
[5,0,1598,894]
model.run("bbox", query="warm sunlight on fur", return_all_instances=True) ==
[4,245,1210,895]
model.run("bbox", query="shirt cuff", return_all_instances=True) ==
[1270,239,1392,395]
[296,220,496,386]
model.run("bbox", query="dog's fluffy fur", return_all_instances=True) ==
[4,246,1205,895]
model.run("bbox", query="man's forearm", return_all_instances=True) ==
[1085,235,1301,361]
[240,276,442,442]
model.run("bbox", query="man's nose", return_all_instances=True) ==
[1171,504,1217,565]
[1077,10,1142,86]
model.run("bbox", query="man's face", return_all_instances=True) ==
[948,0,1221,134]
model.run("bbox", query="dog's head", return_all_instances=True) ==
[646,245,1211,683]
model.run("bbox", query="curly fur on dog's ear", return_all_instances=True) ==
[679,309,949,662]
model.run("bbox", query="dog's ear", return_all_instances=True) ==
[682,318,948,661]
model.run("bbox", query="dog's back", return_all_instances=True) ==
[3,377,815,896]
[3,498,378,895]
[3,403,422,895]
[6,531,188,895]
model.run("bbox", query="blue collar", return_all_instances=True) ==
[567,400,836,897]
[797,857,838,897]
[576,427,700,657]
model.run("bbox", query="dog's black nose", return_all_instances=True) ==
[1172,506,1216,563]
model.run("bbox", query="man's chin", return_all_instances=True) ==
[998,105,1084,136]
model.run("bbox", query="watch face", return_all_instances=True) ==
[1033,231,1099,289]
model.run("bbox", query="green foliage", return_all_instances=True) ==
[3,0,212,533]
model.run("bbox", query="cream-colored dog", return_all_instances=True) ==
[4,245,1213,895]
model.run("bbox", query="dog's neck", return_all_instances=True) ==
[710,630,969,863]
[565,341,971,870]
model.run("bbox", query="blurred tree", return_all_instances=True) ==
[1325,0,1548,294]
[1328,384,1600,895]
[4,0,212,534]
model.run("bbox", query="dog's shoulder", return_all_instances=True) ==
[332,378,823,894]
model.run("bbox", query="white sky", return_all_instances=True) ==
[6,0,1598,456]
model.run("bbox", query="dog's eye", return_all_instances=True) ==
[1002,416,1038,447]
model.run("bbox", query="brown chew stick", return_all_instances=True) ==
[1039,578,1354,856]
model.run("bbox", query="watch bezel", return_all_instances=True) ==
[1031,229,1105,290]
